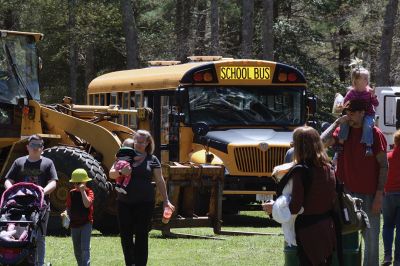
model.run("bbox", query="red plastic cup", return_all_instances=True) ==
[162,206,173,224]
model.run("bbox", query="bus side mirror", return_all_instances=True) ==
[320,121,331,133]
[192,121,209,136]
[396,99,400,129]
[178,113,185,123]
[176,87,186,106]
[306,96,317,115]
[306,120,318,129]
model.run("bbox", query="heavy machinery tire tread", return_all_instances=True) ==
[46,146,108,190]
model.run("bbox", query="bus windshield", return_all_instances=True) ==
[187,86,304,126]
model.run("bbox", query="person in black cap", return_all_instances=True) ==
[332,100,369,165]
[321,99,388,266]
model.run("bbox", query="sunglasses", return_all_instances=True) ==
[28,143,44,149]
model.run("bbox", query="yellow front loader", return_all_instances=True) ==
[0,29,226,237]
[0,30,152,234]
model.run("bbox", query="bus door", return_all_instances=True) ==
[143,91,179,163]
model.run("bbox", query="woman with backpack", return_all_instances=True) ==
[263,126,337,265]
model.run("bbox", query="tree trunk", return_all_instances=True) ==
[261,0,274,60]
[273,0,279,21]
[84,43,95,104]
[210,0,220,55]
[120,0,139,69]
[194,0,207,55]
[175,0,184,61]
[176,0,193,62]
[68,0,78,102]
[3,9,19,30]
[338,26,351,83]
[376,0,399,86]
[241,0,254,58]
[284,1,292,19]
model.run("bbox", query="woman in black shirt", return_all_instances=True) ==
[109,130,174,266]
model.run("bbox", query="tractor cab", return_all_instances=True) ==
[0,30,43,143]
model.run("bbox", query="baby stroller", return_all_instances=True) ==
[0,182,47,265]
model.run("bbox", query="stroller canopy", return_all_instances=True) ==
[0,182,45,219]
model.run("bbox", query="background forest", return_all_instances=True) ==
[0,0,398,122]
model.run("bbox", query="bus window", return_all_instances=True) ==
[143,96,148,108]
[100,94,105,106]
[160,96,170,162]
[128,92,137,129]
[117,93,123,124]
[123,92,129,126]
[129,92,135,108]
[94,94,99,105]
[135,92,142,108]
[109,93,117,122]
[118,93,122,106]
[106,93,110,106]
[161,96,169,145]
[110,92,117,105]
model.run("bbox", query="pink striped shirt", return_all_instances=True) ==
[343,86,379,115]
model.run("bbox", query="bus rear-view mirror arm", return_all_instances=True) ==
[170,112,185,123]
[306,95,317,115]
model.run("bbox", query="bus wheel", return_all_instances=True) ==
[43,146,110,235]
[222,200,240,215]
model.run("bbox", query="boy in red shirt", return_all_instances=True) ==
[66,168,94,266]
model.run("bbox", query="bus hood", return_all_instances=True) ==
[197,129,293,153]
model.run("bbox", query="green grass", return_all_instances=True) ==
[45,212,385,265]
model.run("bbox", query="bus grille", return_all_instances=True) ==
[234,146,289,173]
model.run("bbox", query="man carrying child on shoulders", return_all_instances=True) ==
[321,99,388,266]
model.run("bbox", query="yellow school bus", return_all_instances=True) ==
[87,56,315,212]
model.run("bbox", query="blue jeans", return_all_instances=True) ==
[352,193,380,266]
[284,147,294,163]
[339,115,374,145]
[36,210,49,266]
[382,193,400,262]
[71,222,92,266]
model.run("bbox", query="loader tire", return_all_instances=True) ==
[43,146,113,235]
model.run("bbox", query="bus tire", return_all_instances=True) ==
[43,146,111,235]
